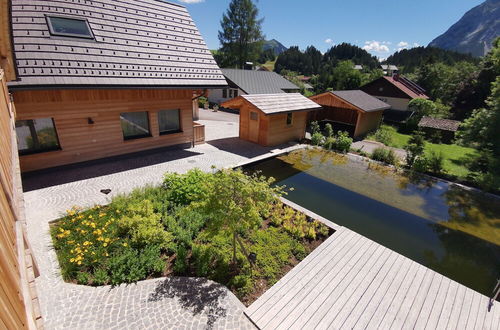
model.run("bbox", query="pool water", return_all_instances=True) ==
[243,148,500,297]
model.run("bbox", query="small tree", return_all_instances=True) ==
[404,131,426,167]
[192,169,283,264]
[324,123,334,138]
[310,121,320,135]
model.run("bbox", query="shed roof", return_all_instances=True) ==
[9,0,226,89]
[418,116,461,132]
[221,69,300,94]
[223,93,321,115]
[330,90,390,112]
[381,64,398,71]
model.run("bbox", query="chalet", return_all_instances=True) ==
[222,93,321,146]
[208,68,300,105]
[380,64,398,76]
[309,90,390,138]
[360,75,428,123]
[8,0,226,172]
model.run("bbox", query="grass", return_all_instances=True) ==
[262,60,276,71]
[369,125,478,178]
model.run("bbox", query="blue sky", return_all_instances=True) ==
[175,0,484,58]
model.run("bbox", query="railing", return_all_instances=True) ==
[193,122,205,145]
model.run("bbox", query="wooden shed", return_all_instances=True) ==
[222,93,321,146]
[309,90,390,138]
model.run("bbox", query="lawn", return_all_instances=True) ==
[51,168,330,305]
[262,60,276,71]
[369,125,478,178]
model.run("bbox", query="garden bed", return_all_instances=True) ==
[50,168,332,306]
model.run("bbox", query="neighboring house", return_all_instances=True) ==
[208,69,300,105]
[303,83,314,91]
[309,90,390,138]
[222,93,321,146]
[380,64,399,76]
[354,65,363,70]
[418,116,461,143]
[8,0,226,172]
[360,75,429,123]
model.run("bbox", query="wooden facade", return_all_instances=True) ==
[1,69,40,329]
[13,88,200,172]
[309,92,384,138]
[236,103,308,147]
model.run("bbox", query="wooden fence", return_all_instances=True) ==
[0,69,37,329]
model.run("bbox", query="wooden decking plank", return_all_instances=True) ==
[329,250,402,329]
[254,228,356,327]
[454,288,475,329]
[389,266,431,329]
[354,257,416,330]
[433,280,459,330]
[277,237,378,330]
[483,300,499,330]
[270,233,374,330]
[446,283,467,330]
[405,271,442,328]
[417,275,449,329]
[472,295,489,330]
[465,291,482,330]
[247,228,345,318]
[300,242,387,329]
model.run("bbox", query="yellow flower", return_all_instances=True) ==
[103,243,108,247]
[104,238,110,243]
[122,243,128,247]
[70,258,75,263]
[59,228,64,233]
[77,261,82,265]
[88,215,93,219]
[105,253,109,257]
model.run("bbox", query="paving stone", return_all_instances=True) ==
[23,113,305,329]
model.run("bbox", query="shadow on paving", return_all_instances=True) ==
[207,137,278,159]
[149,277,228,329]
[22,145,202,192]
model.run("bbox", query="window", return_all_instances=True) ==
[286,112,293,126]
[250,112,258,121]
[46,16,94,39]
[229,90,233,98]
[15,118,60,155]
[120,112,151,140]
[222,89,227,98]
[158,109,181,135]
[233,89,238,97]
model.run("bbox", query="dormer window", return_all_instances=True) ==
[46,16,94,39]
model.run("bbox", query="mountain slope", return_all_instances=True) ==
[263,39,287,55]
[429,0,500,57]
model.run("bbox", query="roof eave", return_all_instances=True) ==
[7,83,229,91]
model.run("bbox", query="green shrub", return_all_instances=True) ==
[164,206,206,248]
[311,132,323,146]
[163,169,212,206]
[412,156,429,173]
[173,245,189,275]
[323,136,336,150]
[118,200,173,250]
[310,121,320,135]
[405,131,426,167]
[371,148,397,165]
[370,126,393,145]
[269,203,329,240]
[324,123,334,138]
[333,131,353,153]
[427,151,445,175]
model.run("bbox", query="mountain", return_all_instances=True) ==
[429,0,500,57]
[263,39,288,56]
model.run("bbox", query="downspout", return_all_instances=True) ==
[191,89,207,147]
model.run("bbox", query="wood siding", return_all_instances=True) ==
[309,93,359,125]
[354,111,383,137]
[193,122,205,145]
[238,102,307,147]
[0,70,29,330]
[13,89,196,172]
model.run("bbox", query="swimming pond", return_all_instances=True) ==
[243,148,500,297]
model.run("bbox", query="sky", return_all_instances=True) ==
[174,0,484,59]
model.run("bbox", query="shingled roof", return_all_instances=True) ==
[221,69,300,94]
[8,0,226,89]
[418,116,461,132]
[242,93,321,115]
[331,90,390,112]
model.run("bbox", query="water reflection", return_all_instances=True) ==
[243,148,500,297]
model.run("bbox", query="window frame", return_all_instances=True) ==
[157,109,182,136]
[15,118,61,156]
[120,111,152,141]
[45,15,95,39]
[286,112,293,126]
[222,89,228,98]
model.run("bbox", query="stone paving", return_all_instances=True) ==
[23,111,300,329]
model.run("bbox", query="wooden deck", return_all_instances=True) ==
[247,227,500,329]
